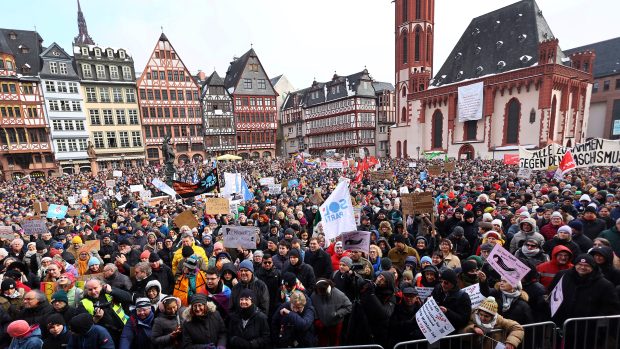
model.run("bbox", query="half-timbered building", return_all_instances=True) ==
[201,71,236,155]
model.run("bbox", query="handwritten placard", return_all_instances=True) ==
[370,170,392,181]
[427,165,443,176]
[462,283,485,309]
[415,296,455,344]
[105,179,116,188]
[173,210,199,229]
[205,198,230,215]
[415,286,434,301]
[22,218,48,235]
[221,225,258,249]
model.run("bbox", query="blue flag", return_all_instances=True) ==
[241,178,254,201]
[47,204,68,219]
[419,171,428,181]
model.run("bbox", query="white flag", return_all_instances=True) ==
[319,181,356,241]
[550,276,564,317]
[152,178,177,198]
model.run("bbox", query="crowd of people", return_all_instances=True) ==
[0,156,619,349]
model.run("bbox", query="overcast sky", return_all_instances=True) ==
[3,0,618,90]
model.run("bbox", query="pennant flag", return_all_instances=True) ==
[319,180,356,241]
[151,178,177,198]
[241,178,254,201]
[173,168,219,198]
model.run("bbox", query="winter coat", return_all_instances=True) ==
[580,217,607,240]
[181,303,226,349]
[462,314,524,349]
[303,248,333,280]
[599,225,620,257]
[536,245,574,289]
[284,261,316,294]
[572,233,593,254]
[17,301,54,326]
[8,327,43,349]
[356,271,397,348]
[482,286,534,325]
[542,237,581,257]
[119,310,155,349]
[549,267,620,326]
[593,246,620,286]
[104,271,132,291]
[151,299,185,349]
[170,243,208,276]
[0,306,11,348]
[172,271,208,307]
[271,301,317,348]
[514,248,549,266]
[151,263,175,294]
[387,245,420,270]
[66,325,115,349]
[255,267,281,319]
[42,328,70,349]
[389,300,423,346]
[509,219,544,253]
[310,287,352,327]
[230,276,270,315]
[540,222,561,241]
[431,284,472,331]
[228,306,271,349]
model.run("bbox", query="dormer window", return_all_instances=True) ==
[119,50,126,59]
[9,32,16,40]
[94,48,101,57]
[107,49,114,58]
[20,46,29,54]
[81,47,88,56]
[6,60,14,71]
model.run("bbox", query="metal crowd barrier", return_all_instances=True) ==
[562,314,620,349]
[300,346,384,349]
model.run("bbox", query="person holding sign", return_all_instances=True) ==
[430,269,471,331]
[462,296,524,349]
[479,279,533,325]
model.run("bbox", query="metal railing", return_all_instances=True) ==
[562,314,620,349]
[300,346,384,349]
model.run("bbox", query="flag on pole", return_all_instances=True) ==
[173,168,219,198]
[554,150,577,180]
[241,178,254,201]
[319,180,356,241]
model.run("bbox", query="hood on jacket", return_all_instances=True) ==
[377,237,391,250]
[157,295,183,313]
[519,218,537,232]
[589,246,614,267]
[145,279,162,294]
[551,245,573,262]
[378,270,395,293]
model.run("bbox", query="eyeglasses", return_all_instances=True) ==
[262,261,272,265]
[525,244,538,248]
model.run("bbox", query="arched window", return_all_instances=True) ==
[401,85,407,98]
[505,98,521,144]
[402,33,408,63]
[426,30,432,62]
[414,27,421,62]
[416,0,421,19]
[432,110,443,149]
[402,0,408,22]
[549,96,557,142]
[403,140,408,158]
[401,106,407,122]
[396,141,402,158]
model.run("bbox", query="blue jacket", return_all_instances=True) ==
[119,310,155,349]
[271,301,317,348]
[9,327,43,349]
[67,325,115,349]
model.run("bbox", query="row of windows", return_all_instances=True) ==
[305,98,374,116]
[78,46,127,60]
[308,131,362,145]
[153,50,177,61]
[89,109,139,126]
[48,62,69,75]
[0,128,47,144]
[1,82,37,95]
[242,78,267,90]
[144,68,190,83]
[592,79,620,93]
[234,97,275,107]
[92,131,142,149]
[144,125,202,138]
[203,101,232,113]
[55,138,88,152]
[139,88,199,101]
[0,58,15,71]
[81,64,133,80]
[237,131,275,145]
[236,112,275,123]
[85,87,136,103]
[141,106,200,119]
[205,118,234,129]
[52,119,86,132]
[49,100,82,112]
[0,106,41,118]
[45,81,79,94]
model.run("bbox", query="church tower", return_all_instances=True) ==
[395,0,434,125]
[74,0,95,45]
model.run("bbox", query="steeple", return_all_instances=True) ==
[74,0,95,45]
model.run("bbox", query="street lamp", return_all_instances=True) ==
[416,146,420,160]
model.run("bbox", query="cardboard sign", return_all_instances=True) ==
[148,196,169,207]
[415,296,455,344]
[93,193,105,202]
[174,210,199,229]
[221,225,258,249]
[341,231,371,255]
[34,201,49,215]
[205,198,230,215]
[75,272,104,283]
[281,180,289,188]
[401,194,415,215]
[487,244,531,287]
[462,283,485,309]
[444,162,456,172]
[106,179,116,188]
[415,286,434,301]
[259,177,275,186]
[412,192,435,215]
[40,282,57,301]
[79,240,101,254]
[130,184,144,193]
[370,170,392,181]
[268,184,282,195]
[113,170,123,177]
[517,167,533,179]
[0,226,14,240]
[427,165,443,176]
[22,218,48,235]
[68,209,82,217]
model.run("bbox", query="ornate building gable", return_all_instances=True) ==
[224,48,277,96]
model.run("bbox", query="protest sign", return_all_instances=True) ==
[427,165,443,176]
[444,162,456,172]
[147,196,169,207]
[139,190,152,201]
[550,276,564,317]
[487,244,530,286]
[462,283,485,309]
[68,209,82,217]
[259,177,275,186]
[519,138,620,170]
[281,179,289,188]
[115,192,123,201]
[370,170,392,181]
[113,170,123,177]
[47,204,68,219]
[34,201,48,215]
[80,189,89,198]
[268,184,282,195]
[151,178,177,198]
[416,296,455,344]
[40,282,57,301]
[205,198,230,215]
[0,226,14,240]
[503,154,520,165]
[353,206,362,226]
[22,218,47,235]
[319,181,356,241]
[288,179,299,188]
[408,162,417,168]
[341,231,371,255]
[75,273,104,283]
[415,286,434,301]
[173,210,199,229]
[399,186,410,194]
[93,193,105,202]
[221,225,258,249]
[105,179,116,188]
[411,192,434,215]
[517,167,532,179]
[401,194,415,215]
[79,240,101,254]
[130,184,144,193]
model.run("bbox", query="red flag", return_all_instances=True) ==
[368,156,379,168]
[559,150,576,173]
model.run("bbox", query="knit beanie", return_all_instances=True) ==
[71,236,82,244]
[140,250,150,260]
[87,256,100,267]
[239,288,255,302]
[183,255,199,270]
[574,253,596,269]
[149,252,161,263]
[339,256,353,268]
[477,296,499,315]
[7,320,31,338]
[69,313,93,335]
[190,293,209,305]
[238,259,254,273]
[134,297,151,309]
[440,269,458,286]
[420,256,433,265]
[182,246,194,258]
[51,291,69,304]
[1,279,16,291]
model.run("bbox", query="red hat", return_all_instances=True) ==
[140,250,151,260]
[141,219,149,227]
[7,320,31,338]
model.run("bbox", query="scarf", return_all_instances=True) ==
[77,258,88,276]
[474,312,497,332]
[521,245,540,257]
[280,281,305,303]
[501,289,521,312]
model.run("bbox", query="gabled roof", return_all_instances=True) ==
[0,28,44,76]
[224,48,255,89]
[270,74,283,86]
[41,42,72,60]
[205,70,225,86]
[372,81,395,93]
[431,0,563,87]
[564,37,620,79]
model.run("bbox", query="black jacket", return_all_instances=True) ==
[484,288,534,325]
[304,248,333,280]
[284,261,316,294]
[231,277,270,315]
[389,299,423,346]
[430,285,471,331]
[228,306,272,349]
[151,264,175,294]
[42,328,70,349]
[17,301,54,326]
[255,267,281,319]
[182,308,227,348]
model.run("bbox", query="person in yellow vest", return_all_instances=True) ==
[171,232,208,273]
[76,278,133,346]
[173,255,208,307]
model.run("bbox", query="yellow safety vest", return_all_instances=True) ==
[81,294,128,324]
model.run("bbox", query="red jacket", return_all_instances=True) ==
[536,245,573,289]
[326,243,350,271]
[540,222,561,241]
